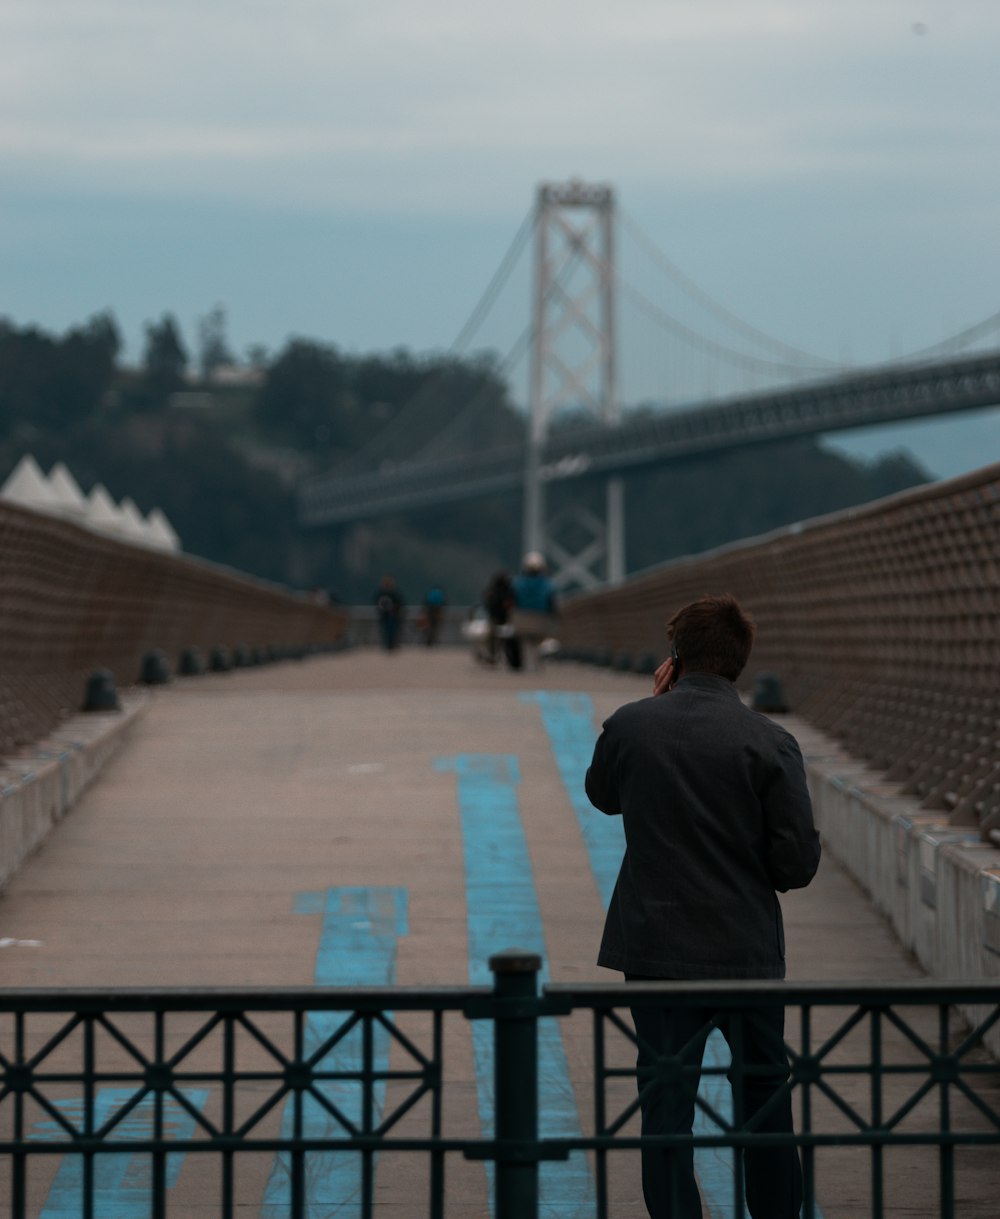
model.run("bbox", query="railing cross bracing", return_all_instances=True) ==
[3,955,1000,1218]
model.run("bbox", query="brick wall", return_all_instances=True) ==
[559,462,1000,834]
[0,502,346,756]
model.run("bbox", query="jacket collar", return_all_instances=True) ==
[674,672,740,699]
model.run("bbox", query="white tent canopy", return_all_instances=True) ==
[1,455,181,552]
[47,461,88,520]
[145,507,181,551]
[85,482,126,534]
[0,455,62,513]
[117,496,150,541]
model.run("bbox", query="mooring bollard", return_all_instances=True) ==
[209,646,232,672]
[490,949,541,1219]
[139,649,171,685]
[178,646,204,676]
[82,669,119,712]
[752,671,788,713]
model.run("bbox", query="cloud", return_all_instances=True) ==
[2,0,999,213]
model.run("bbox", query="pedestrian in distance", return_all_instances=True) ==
[481,570,515,667]
[420,585,446,647]
[585,593,821,1219]
[510,551,557,672]
[373,575,405,651]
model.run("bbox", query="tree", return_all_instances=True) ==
[197,304,234,379]
[245,342,269,369]
[255,339,350,452]
[143,314,188,393]
[0,312,120,437]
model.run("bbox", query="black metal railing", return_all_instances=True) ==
[2,953,999,1218]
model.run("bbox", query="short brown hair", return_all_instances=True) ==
[667,593,755,682]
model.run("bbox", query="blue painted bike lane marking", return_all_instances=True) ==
[524,690,825,1219]
[36,1088,209,1218]
[435,753,594,1219]
[520,693,624,910]
[261,885,408,1219]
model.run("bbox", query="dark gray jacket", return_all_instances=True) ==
[586,673,820,980]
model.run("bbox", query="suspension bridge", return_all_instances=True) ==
[300,180,1000,589]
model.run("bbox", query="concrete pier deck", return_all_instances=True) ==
[1,648,996,1217]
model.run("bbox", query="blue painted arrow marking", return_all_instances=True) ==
[260,885,408,1219]
[520,692,623,909]
[436,753,593,1218]
[36,1088,209,1218]
[524,690,825,1219]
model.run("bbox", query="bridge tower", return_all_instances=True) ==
[523,180,624,589]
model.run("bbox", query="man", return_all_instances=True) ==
[585,594,820,1218]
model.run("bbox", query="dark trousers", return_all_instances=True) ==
[628,989,803,1219]
[378,616,400,651]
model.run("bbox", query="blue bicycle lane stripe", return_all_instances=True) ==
[37,1088,209,1218]
[261,885,408,1218]
[435,753,594,1218]
[522,690,826,1219]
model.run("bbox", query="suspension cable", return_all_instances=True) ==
[411,325,532,462]
[621,279,841,377]
[450,206,537,353]
[338,205,537,471]
[411,239,597,461]
[620,208,844,368]
[419,226,837,463]
[887,308,1000,362]
[579,223,842,377]
[624,206,1000,368]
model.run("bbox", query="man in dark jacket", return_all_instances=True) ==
[585,593,820,1219]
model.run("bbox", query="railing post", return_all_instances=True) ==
[490,949,541,1219]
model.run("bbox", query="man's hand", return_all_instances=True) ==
[652,657,677,696]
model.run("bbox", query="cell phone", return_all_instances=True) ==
[670,645,680,684]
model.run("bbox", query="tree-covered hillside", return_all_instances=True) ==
[0,312,930,602]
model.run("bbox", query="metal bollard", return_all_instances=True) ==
[490,950,541,1219]
[209,646,233,672]
[752,672,788,713]
[178,646,205,676]
[82,669,119,712]
[139,649,171,685]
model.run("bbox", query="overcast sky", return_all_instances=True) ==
[2,0,999,477]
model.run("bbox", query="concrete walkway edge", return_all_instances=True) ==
[798,724,1000,1056]
[0,693,149,890]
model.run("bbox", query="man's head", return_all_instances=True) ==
[522,551,546,574]
[666,593,755,682]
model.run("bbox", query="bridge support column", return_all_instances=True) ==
[524,180,623,590]
[522,439,546,557]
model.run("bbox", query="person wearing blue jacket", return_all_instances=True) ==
[510,551,557,671]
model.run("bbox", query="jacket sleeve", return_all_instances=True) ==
[761,731,821,892]
[585,724,621,817]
